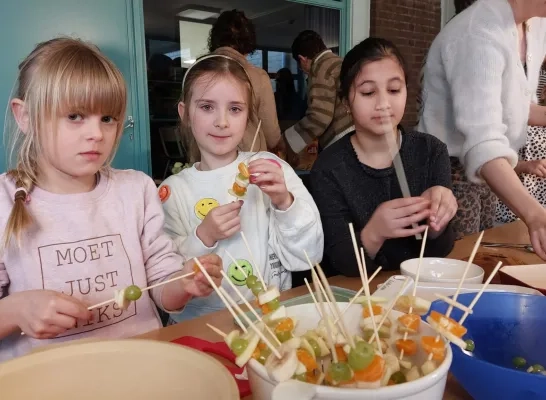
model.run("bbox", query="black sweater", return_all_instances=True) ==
[310,130,455,277]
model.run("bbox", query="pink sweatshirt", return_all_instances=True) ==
[0,169,184,362]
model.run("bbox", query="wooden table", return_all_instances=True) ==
[138,220,539,399]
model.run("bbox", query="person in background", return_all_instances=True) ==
[310,38,456,276]
[417,0,546,259]
[274,67,306,126]
[208,9,281,153]
[497,58,546,223]
[282,30,353,165]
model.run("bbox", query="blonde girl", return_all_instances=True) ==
[160,54,323,323]
[0,38,222,362]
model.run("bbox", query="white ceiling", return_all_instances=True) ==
[143,0,307,50]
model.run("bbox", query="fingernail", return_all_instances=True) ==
[240,200,244,205]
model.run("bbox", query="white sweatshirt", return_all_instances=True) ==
[161,152,324,321]
[417,0,546,183]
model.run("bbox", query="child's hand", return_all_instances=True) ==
[421,186,457,233]
[248,158,294,210]
[361,197,430,257]
[196,201,243,247]
[12,290,92,339]
[181,254,223,297]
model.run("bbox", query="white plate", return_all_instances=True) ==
[0,339,239,400]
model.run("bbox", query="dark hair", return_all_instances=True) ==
[454,0,476,14]
[339,37,407,101]
[208,10,257,55]
[275,68,295,95]
[291,30,327,62]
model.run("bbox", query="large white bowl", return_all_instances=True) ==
[0,339,239,400]
[400,257,484,284]
[247,302,452,400]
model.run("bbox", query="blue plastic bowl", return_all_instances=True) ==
[427,292,546,400]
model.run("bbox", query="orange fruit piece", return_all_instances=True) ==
[398,313,421,332]
[232,182,246,196]
[297,349,318,372]
[421,335,446,361]
[335,344,348,362]
[252,346,261,360]
[429,310,467,338]
[306,371,319,384]
[275,318,294,333]
[353,355,385,382]
[238,162,250,178]
[362,304,383,318]
[192,263,199,274]
[260,304,271,314]
[396,339,417,356]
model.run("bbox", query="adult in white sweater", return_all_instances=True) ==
[418,0,546,259]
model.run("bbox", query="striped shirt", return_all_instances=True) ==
[285,50,354,153]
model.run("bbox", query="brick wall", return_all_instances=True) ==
[369,0,442,127]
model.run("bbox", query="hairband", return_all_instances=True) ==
[181,54,253,93]
[15,187,28,196]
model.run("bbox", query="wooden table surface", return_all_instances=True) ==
[138,220,540,399]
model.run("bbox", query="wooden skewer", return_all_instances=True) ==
[334,266,382,324]
[240,231,267,290]
[382,114,421,240]
[368,277,409,345]
[445,230,484,318]
[249,120,262,154]
[225,250,248,279]
[313,266,337,318]
[220,270,282,346]
[400,226,428,360]
[347,223,380,352]
[434,293,474,314]
[219,287,282,359]
[459,261,503,325]
[312,269,337,363]
[193,258,247,333]
[360,248,382,355]
[207,323,227,338]
[304,277,322,318]
[307,252,355,349]
[87,271,196,311]
[427,231,484,361]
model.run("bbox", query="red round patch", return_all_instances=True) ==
[158,185,171,203]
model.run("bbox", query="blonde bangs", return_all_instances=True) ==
[41,48,127,123]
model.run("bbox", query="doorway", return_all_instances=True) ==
[141,0,349,183]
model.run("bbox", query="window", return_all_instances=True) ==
[246,50,263,68]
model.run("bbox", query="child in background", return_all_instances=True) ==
[310,38,457,276]
[160,54,323,323]
[0,38,222,362]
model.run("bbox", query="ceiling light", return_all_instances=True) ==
[177,9,219,20]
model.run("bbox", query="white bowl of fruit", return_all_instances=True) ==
[242,300,452,400]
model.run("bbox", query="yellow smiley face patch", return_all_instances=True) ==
[194,198,220,220]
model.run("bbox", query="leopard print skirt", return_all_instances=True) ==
[450,158,498,239]
[496,125,546,224]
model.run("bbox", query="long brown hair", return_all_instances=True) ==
[179,55,257,162]
[3,37,127,249]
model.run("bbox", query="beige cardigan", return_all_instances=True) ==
[213,47,281,152]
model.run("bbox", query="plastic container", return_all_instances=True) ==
[428,292,546,400]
